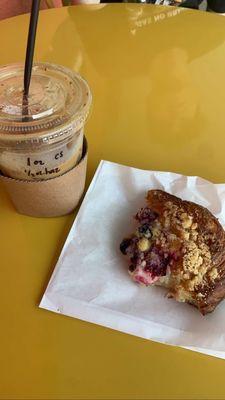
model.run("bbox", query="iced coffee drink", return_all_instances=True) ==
[0,63,91,180]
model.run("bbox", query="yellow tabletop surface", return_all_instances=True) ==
[1,4,225,399]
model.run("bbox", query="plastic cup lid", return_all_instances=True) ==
[0,62,92,146]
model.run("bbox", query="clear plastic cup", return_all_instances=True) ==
[0,62,92,181]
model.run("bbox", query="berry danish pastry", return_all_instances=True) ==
[120,190,225,314]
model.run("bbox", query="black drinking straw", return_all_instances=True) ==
[23,0,40,119]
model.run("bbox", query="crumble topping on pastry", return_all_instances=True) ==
[120,190,225,314]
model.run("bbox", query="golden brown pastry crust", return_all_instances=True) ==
[120,189,225,315]
[147,190,225,314]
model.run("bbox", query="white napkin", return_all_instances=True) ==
[40,160,225,360]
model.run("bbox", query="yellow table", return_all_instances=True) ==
[1,4,225,399]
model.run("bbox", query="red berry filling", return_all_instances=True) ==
[120,207,181,285]
[144,247,171,278]
[135,207,158,224]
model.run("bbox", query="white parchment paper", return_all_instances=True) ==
[40,160,225,360]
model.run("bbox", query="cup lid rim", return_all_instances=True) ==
[0,62,92,146]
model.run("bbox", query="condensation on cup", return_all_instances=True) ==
[0,62,92,181]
